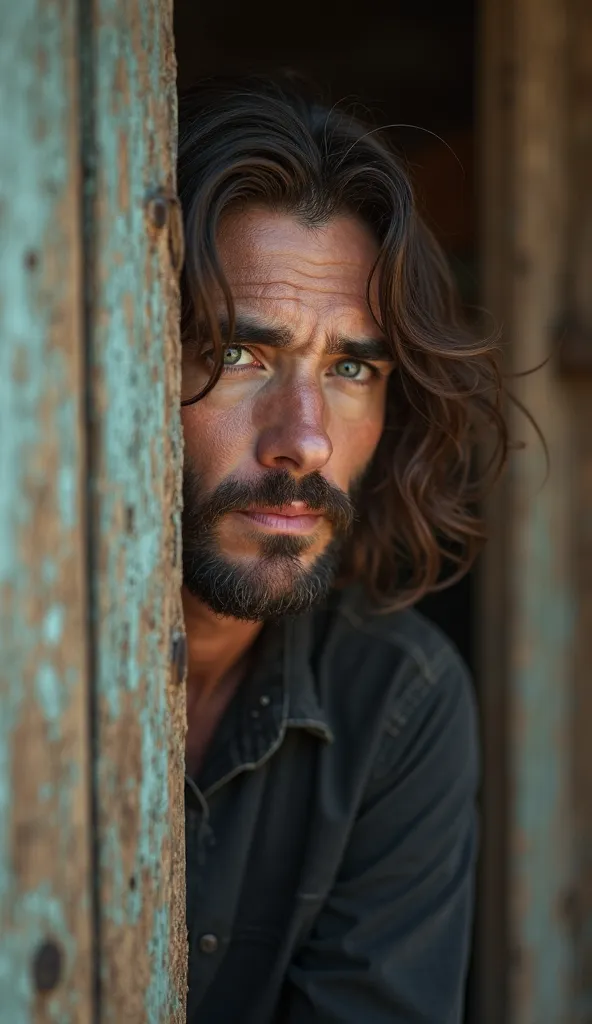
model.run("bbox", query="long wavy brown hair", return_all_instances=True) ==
[177,75,509,611]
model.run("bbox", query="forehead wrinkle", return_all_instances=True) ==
[257,253,372,276]
[231,277,371,304]
[229,285,380,344]
[246,247,371,274]
[234,291,367,332]
[237,245,374,286]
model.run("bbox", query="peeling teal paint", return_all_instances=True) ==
[57,465,77,531]
[102,825,126,930]
[146,903,175,1024]
[0,2,92,1020]
[43,605,65,646]
[35,663,62,731]
[41,559,58,586]
[86,0,183,1016]
[2,1,182,1017]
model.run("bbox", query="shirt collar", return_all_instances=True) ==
[192,610,333,800]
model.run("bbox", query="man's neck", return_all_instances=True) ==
[182,585,264,775]
[182,584,263,695]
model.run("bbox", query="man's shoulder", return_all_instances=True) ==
[313,586,475,750]
[326,585,466,678]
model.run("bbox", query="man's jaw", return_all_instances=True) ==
[182,540,340,621]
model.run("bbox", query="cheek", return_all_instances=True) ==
[326,386,387,480]
[328,410,385,491]
[181,396,254,478]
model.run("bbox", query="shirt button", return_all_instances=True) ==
[259,694,271,707]
[199,933,219,955]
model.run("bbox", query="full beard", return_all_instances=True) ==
[182,467,355,621]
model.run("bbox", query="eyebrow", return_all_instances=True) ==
[214,313,393,362]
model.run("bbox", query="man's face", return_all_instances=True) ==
[181,207,393,620]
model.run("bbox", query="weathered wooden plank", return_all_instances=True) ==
[480,0,577,1020]
[0,3,93,1022]
[507,3,575,1019]
[565,0,592,1016]
[81,0,186,1019]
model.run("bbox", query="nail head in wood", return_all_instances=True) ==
[32,939,63,994]
[147,194,169,230]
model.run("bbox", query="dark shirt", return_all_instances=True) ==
[186,585,479,1024]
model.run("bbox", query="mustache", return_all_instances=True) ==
[184,469,356,538]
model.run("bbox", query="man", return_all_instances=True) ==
[178,76,507,1024]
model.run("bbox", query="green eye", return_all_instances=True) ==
[222,345,243,365]
[336,359,362,378]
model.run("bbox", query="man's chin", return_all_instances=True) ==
[182,544,341,622]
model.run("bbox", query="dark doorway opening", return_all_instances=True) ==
[175,2,479,1016]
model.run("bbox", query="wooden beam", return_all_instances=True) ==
[479,0,576,1020]
[80,0,186,1018]
[506,2,574,1018]
[0,2,93,1021]
[565,0,592,1013]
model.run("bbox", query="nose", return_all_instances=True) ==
[255,380,333,476]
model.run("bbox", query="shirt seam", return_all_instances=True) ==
[202,716,288,799]
[337,603,460,738]
[285,717,335,742]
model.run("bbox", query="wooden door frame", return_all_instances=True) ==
[476,0,585,1020]
[0,2,186,1020]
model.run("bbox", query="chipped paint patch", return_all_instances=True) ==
[35,663,63,733]
[42,605,65,646]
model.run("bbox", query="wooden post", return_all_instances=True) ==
[81,0,186,1019]
[0,2,186,1020]
[478,0,577,1020]
[0,2,93,1020]
[564,0,592,1016]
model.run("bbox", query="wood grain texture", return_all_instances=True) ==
[81,0,186,1019]
[507,2,574,1017]
[0,2,93,1021]
[480,0,577,1020]
[566,0,592,1016]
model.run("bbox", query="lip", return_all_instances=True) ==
[235,505,324,535]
